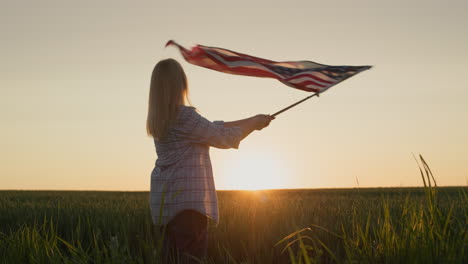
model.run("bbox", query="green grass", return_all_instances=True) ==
[0,156,467,263]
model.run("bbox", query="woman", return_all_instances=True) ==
[147,58,274,263]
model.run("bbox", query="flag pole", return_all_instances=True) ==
[271,93,319,117]
[270,73,354,117]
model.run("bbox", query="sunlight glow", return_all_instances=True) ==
[221,151,291,190]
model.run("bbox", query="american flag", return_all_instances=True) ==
[166,40,371,94]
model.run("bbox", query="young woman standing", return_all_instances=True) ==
[147,58,274,263]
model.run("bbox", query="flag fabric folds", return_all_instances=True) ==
[166,40,372,94]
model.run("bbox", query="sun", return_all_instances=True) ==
[220,151,290,190]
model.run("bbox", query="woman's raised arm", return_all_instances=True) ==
[176,107,274,149]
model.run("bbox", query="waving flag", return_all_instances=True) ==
[166,40,371,94]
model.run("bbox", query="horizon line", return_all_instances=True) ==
[1,185,467,192]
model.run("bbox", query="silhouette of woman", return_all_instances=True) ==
[147,58,274,263]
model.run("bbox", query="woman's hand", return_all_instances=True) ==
[223,114,275,141]
[252,114,275,130]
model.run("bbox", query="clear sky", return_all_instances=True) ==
[2,0,467,190]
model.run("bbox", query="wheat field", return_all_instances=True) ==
[1,158,467,263]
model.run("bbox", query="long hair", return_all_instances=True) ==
[146,58,190,141]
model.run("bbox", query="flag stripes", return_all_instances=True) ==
[166,40,371,93]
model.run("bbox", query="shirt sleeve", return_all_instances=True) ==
[213,120,224,127]
[176,107,243,149]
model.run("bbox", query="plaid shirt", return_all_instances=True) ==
[150,105,243,226]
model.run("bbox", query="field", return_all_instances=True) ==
[1,162,467,263]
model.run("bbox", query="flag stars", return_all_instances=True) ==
[269,65,304,77]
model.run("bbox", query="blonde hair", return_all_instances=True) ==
[146,58,190,140]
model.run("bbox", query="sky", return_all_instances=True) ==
[1,0,467,190]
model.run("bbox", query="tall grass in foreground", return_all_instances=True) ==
[276,155,467,263]
[0,191,163,263]
[0,155,466,263]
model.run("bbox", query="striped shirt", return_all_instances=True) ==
[150,105,243,226]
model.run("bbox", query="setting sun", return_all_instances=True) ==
[220,151,291,190]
